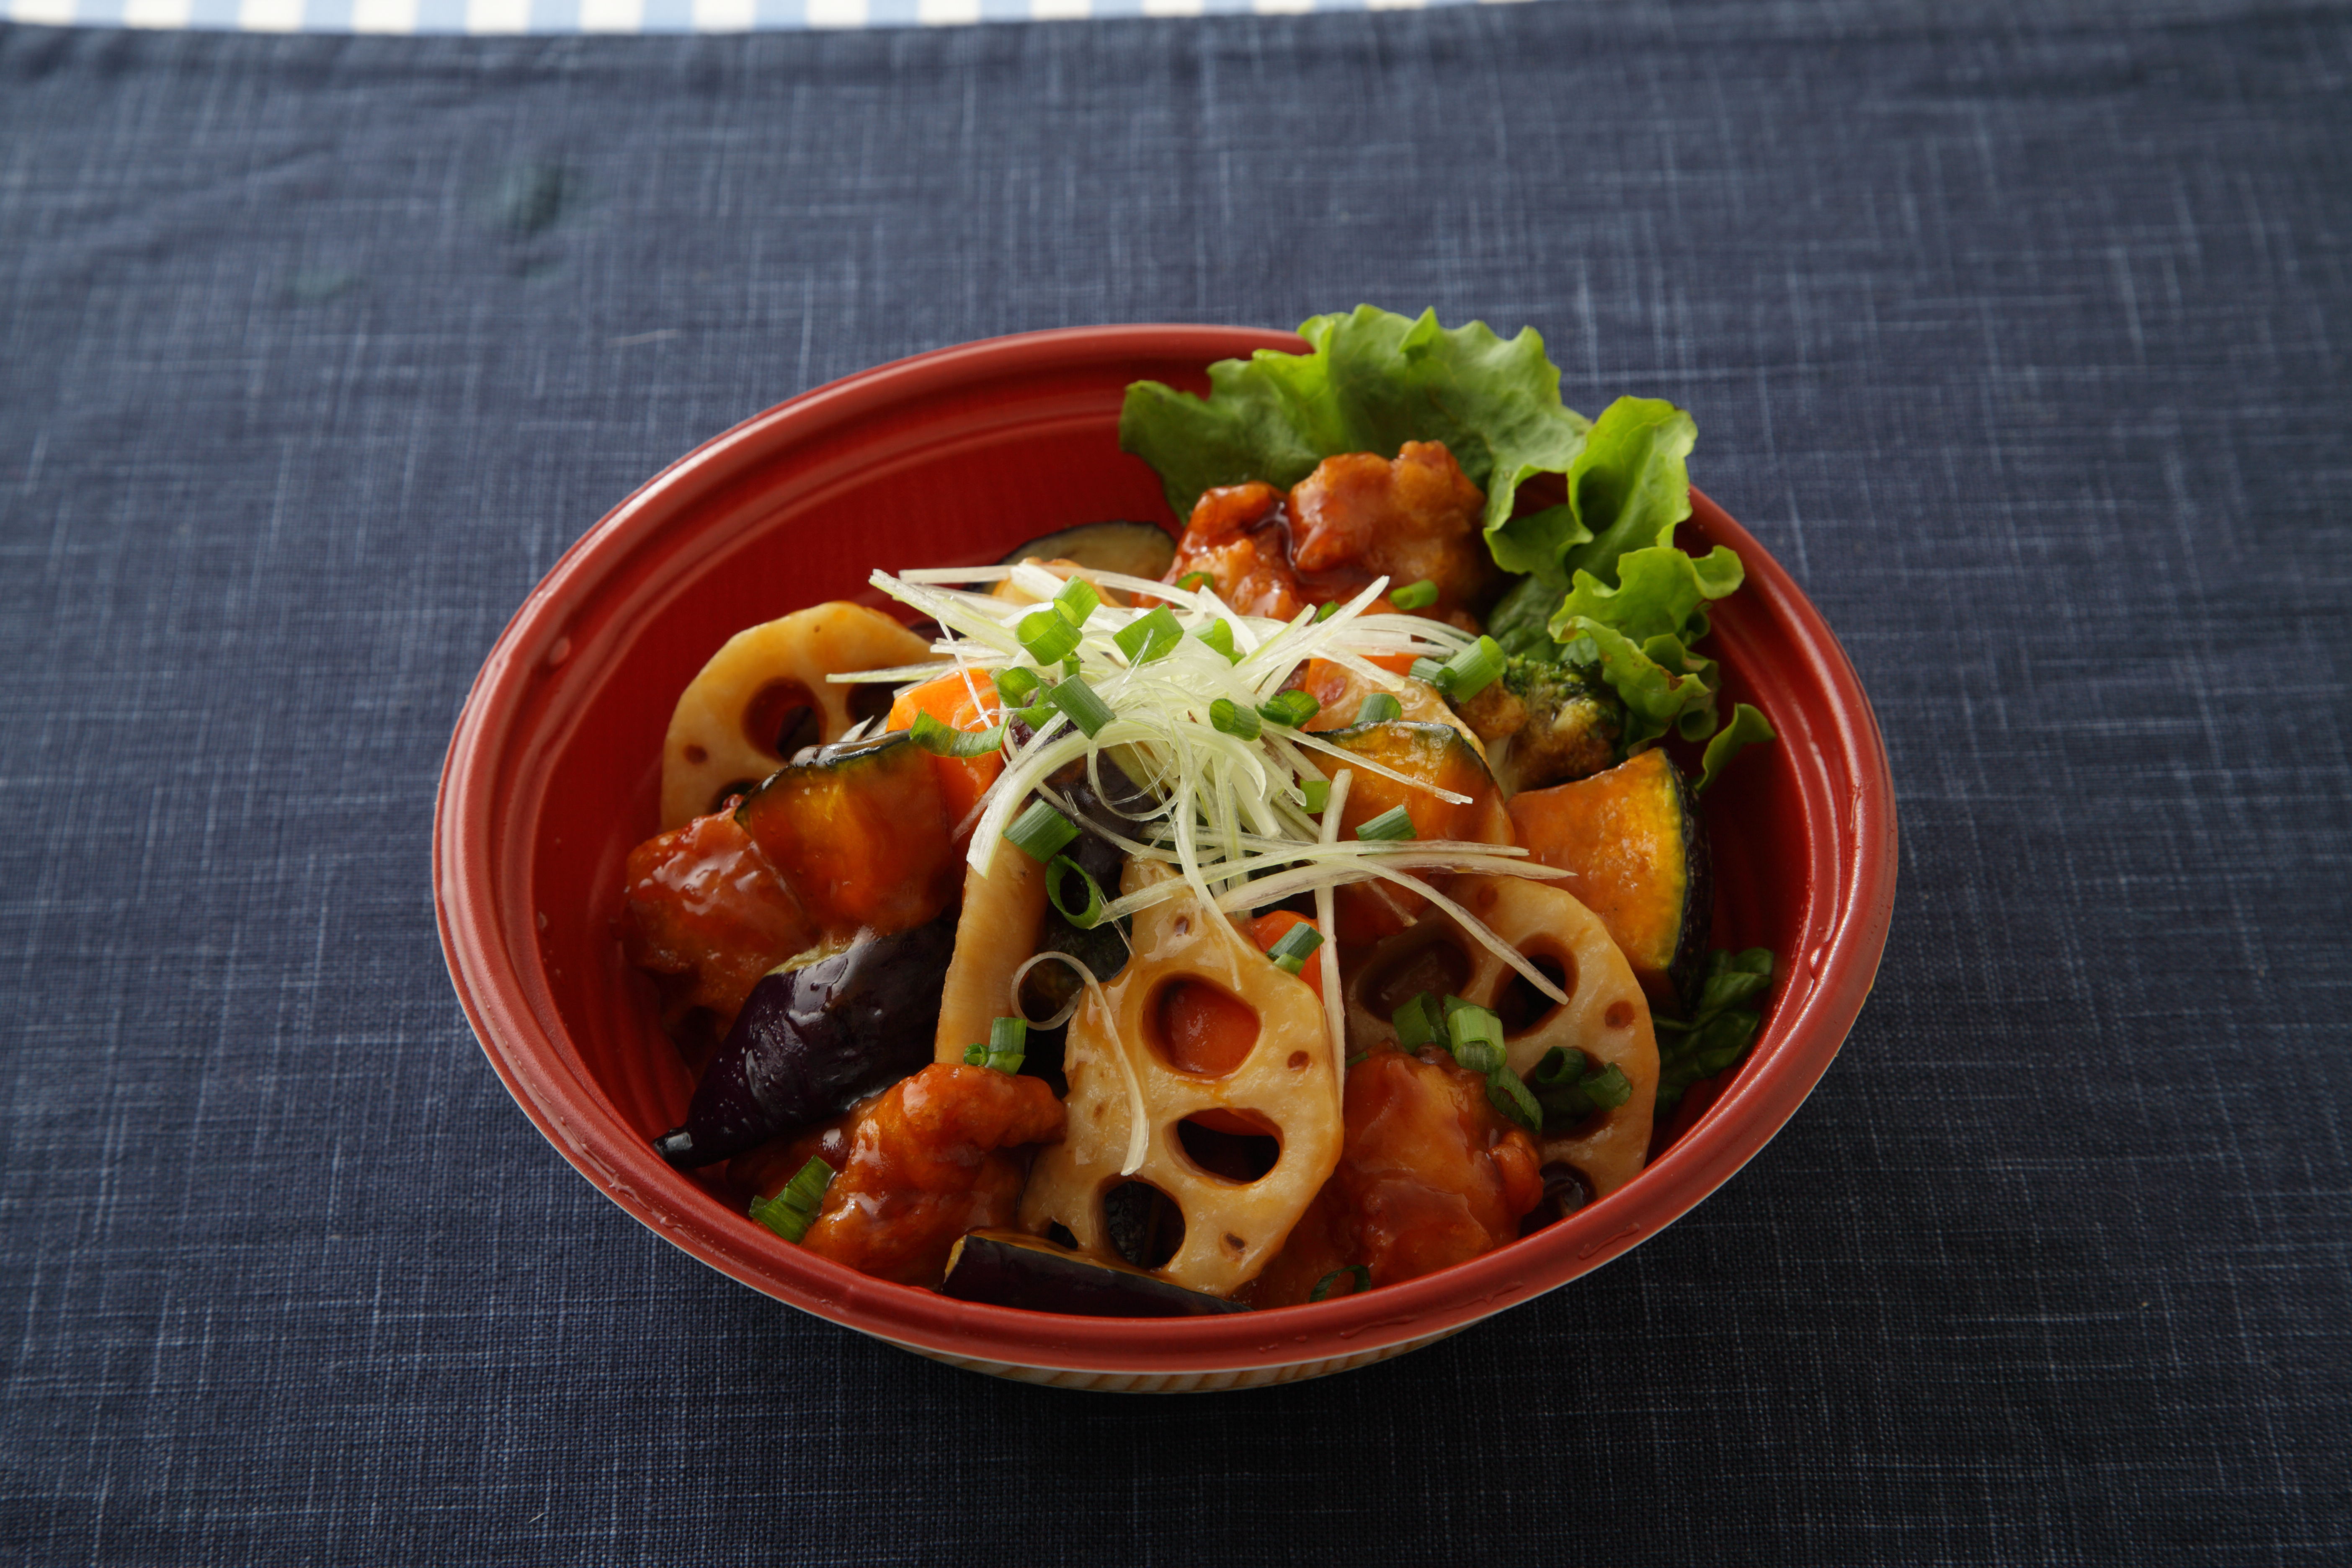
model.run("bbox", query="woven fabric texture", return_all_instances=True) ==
[1,3,2346,1563]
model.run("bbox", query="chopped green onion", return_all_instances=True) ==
[1356,805,1416,842]
[909,711,1004,759]
[1581,1062,1633,1110]
[1355,692,1403,725]
[1309,1264,1371,1302]
[1390,579,1439,611]
[1197,620,1240,663]
[1177,571,1214,593]
[1114,605,1184,665]
[1258,689,1319,728]
[1409,656,1447,685]
[994,665,1040,706]
[1046,854,1106,928]
[1006,800,1079,863]
[1529,1046,1590,1090]
[1210,697,1261,741]
[1446,1003,1506,1074]
[1062,654,1082,678]
[1018,607,1081,665]
[1485,1066,1543,1132]
[962,1016,1029,1074]
[1314,602,1338,622]
[1054,577,1100,627]
[1300,779,1331,815]
[1392,992,1448,1050]
[1047,674,1116,738]
[748,1156,835,1243]
[1015,700,1058,732]
[1266,921,1323,975]
[1431,635,1506,701]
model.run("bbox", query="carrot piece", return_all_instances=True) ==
[887,670,1004,828]
[1249,910,1325,1000]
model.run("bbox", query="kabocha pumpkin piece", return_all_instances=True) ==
[1505,748,1711,1008]
[940,1230,1251,1317]
[933,838,1051,1064]
[1344,879,1658,1197]
[734,732,962,945]
[660,601,931,829]
[652,908,959,1169]
[1451,656,1625,795]
[1020,863,1342,1298]
[1313,720,1511,944]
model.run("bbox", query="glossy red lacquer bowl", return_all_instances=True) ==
[434,325,1897,1392]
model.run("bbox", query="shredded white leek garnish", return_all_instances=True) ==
[840,564,1567,1009]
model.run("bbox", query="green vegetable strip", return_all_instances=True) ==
[1176,571,1214,593]
[1258,689,1319,728]
[1389,578,1439,610]
[909,711,1004,758]
[1054,577,1099,627]
[1436,636,1505,700]
[1005,800,1079,863]
[1355,692,1403,725]
[962,1016,1029,1074]
[1046,675,1116,738]
[1045,855,1107,929]
[1197,620,1240,663]
[1113,605,1184,665]
[1210,698,1261,741]
[1017,607,1081,665]
[1300,779,1331,815]
[749,1156,836,1243]
[1445,1003,1505,1074]
[1309,1264,1372,1302]
[1266,921,1323,975]
[1392,992,1447,1050]
[1355,805,1416,842]
[994,665,1040,706]
[1485,1066,1543,1132]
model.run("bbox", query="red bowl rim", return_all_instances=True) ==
[434,324,1898,1375]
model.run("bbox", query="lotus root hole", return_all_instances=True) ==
[1101,1180,1184,1270]
[848,682,897,727]
[1148,977,1261,1076]
[742,678,822,759]
[1496,953,1576,1037]
[1286,1050,1309,1070]
[1605,1000,1635,1029]
[1362,929,1474,1021]
[1175,1112,1282,1184]
[683,743,709,766]
[1224,1234,1246,1254]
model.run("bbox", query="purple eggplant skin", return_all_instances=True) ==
[653,908,958,1169]
[939,1230,1251,1317]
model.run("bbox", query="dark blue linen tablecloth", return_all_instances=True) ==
[3,3,2347,1562]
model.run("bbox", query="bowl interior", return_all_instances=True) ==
[440,326,1892,1375]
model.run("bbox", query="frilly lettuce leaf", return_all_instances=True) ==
[1118,305,1590,537]
[1699,703,1778,794]
[1490,395,1698,587]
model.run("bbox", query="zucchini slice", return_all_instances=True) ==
[1504,748,1711,1008]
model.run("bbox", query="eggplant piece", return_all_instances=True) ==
[998,520,1176,582]
[939,1230,1250,1317]
[653,908,958,1168]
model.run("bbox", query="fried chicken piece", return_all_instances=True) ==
[621,808,816,1037]
[743,1064,1067,1288]
[1246,1044,1544,1307]
[1162,442,1496,627]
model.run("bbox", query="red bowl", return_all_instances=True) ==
[434,325,1897,1392]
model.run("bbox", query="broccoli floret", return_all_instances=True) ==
[1453,655,1624,794]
